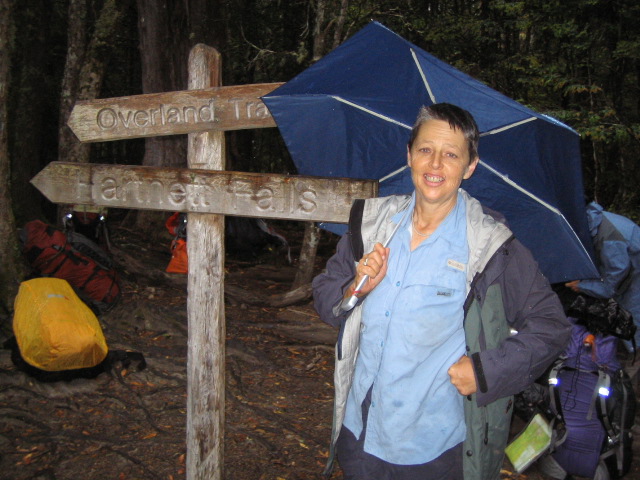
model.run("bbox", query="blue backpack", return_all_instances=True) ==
[541,319,636,479]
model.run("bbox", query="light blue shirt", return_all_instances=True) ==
[343,192,468,465]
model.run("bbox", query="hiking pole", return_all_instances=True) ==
[339,208,410,312]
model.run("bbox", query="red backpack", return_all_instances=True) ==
[20,220,120,314]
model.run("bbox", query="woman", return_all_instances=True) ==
[312,103,571,480]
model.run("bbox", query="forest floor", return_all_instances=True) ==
[1,220,639,480]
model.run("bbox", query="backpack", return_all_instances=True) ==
[541,320,636,479]
[554,284,636,345]
[163,213,292,272]
[6,278,145,382]
[20,219,120,314]
[12,277,108,371]
[165,212,188,274]
[63,205,111,250]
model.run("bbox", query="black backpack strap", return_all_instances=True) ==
[596,369,631,476]
[38,243,70,275]
[548,359,565,421]
[546,358,571,452]
[347,199,365,261]
[615,371,633,474]
[594,370,614,429]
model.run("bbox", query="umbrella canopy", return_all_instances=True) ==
[263,21,597,284]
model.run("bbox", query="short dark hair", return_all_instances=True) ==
[408,103,479,161]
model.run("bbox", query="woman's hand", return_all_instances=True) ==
[448,355,477,396]
[345,242,390,300]
[565,280,581,292]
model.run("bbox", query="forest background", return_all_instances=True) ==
[1,0,640,312]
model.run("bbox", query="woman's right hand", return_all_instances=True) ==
[346,242,390,300]
[565,280,581,292]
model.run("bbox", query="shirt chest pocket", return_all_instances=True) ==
[398,264,466,346]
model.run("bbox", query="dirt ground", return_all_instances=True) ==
[1,220,639,480]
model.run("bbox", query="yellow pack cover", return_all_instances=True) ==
[13,278,108,371]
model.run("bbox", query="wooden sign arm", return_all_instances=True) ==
[68,82,284,142]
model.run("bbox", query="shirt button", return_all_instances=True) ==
[396,281,400,286]
[466,450,473,457]
[385,311,390,317]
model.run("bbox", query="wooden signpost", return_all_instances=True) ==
[31,162,375,223]
[31,44,377,480]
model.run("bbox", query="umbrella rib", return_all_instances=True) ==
[478,160,560,214]
[479,160,596,268]
[330,96,412,129]
[480,117,537,136]
[411,49,436,103]
[379,165,409,183]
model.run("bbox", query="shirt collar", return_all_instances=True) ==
[392,192,467,248]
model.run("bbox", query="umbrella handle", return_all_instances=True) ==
[339,275,369,311]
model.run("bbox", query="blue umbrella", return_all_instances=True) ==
[263,21,597,284]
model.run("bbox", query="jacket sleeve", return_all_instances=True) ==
[312,234,358,328]
[577,239,630,299]
[473,241,571,407]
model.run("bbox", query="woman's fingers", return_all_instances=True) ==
[360,243,388,274]
[356,244,390,295]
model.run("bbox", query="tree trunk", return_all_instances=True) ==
[332,0,349,49]
[133,0,189,233]
[0,0,24,312]
[312,0,328,62]
[57,0,88,167]
[133,0,226,235]
[57,0,131,224]
[9,0,56,225]
[60,0,131,166]
[292,222,321,289]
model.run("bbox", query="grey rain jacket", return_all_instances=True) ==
[312,190,571,480]
[578,201,640,349]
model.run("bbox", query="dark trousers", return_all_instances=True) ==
[336,388,463,480]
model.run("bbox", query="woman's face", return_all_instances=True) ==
[407,119,479,209]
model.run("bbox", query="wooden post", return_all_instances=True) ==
[186,44,225,480]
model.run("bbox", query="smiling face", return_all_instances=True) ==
[407,119,479,210]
